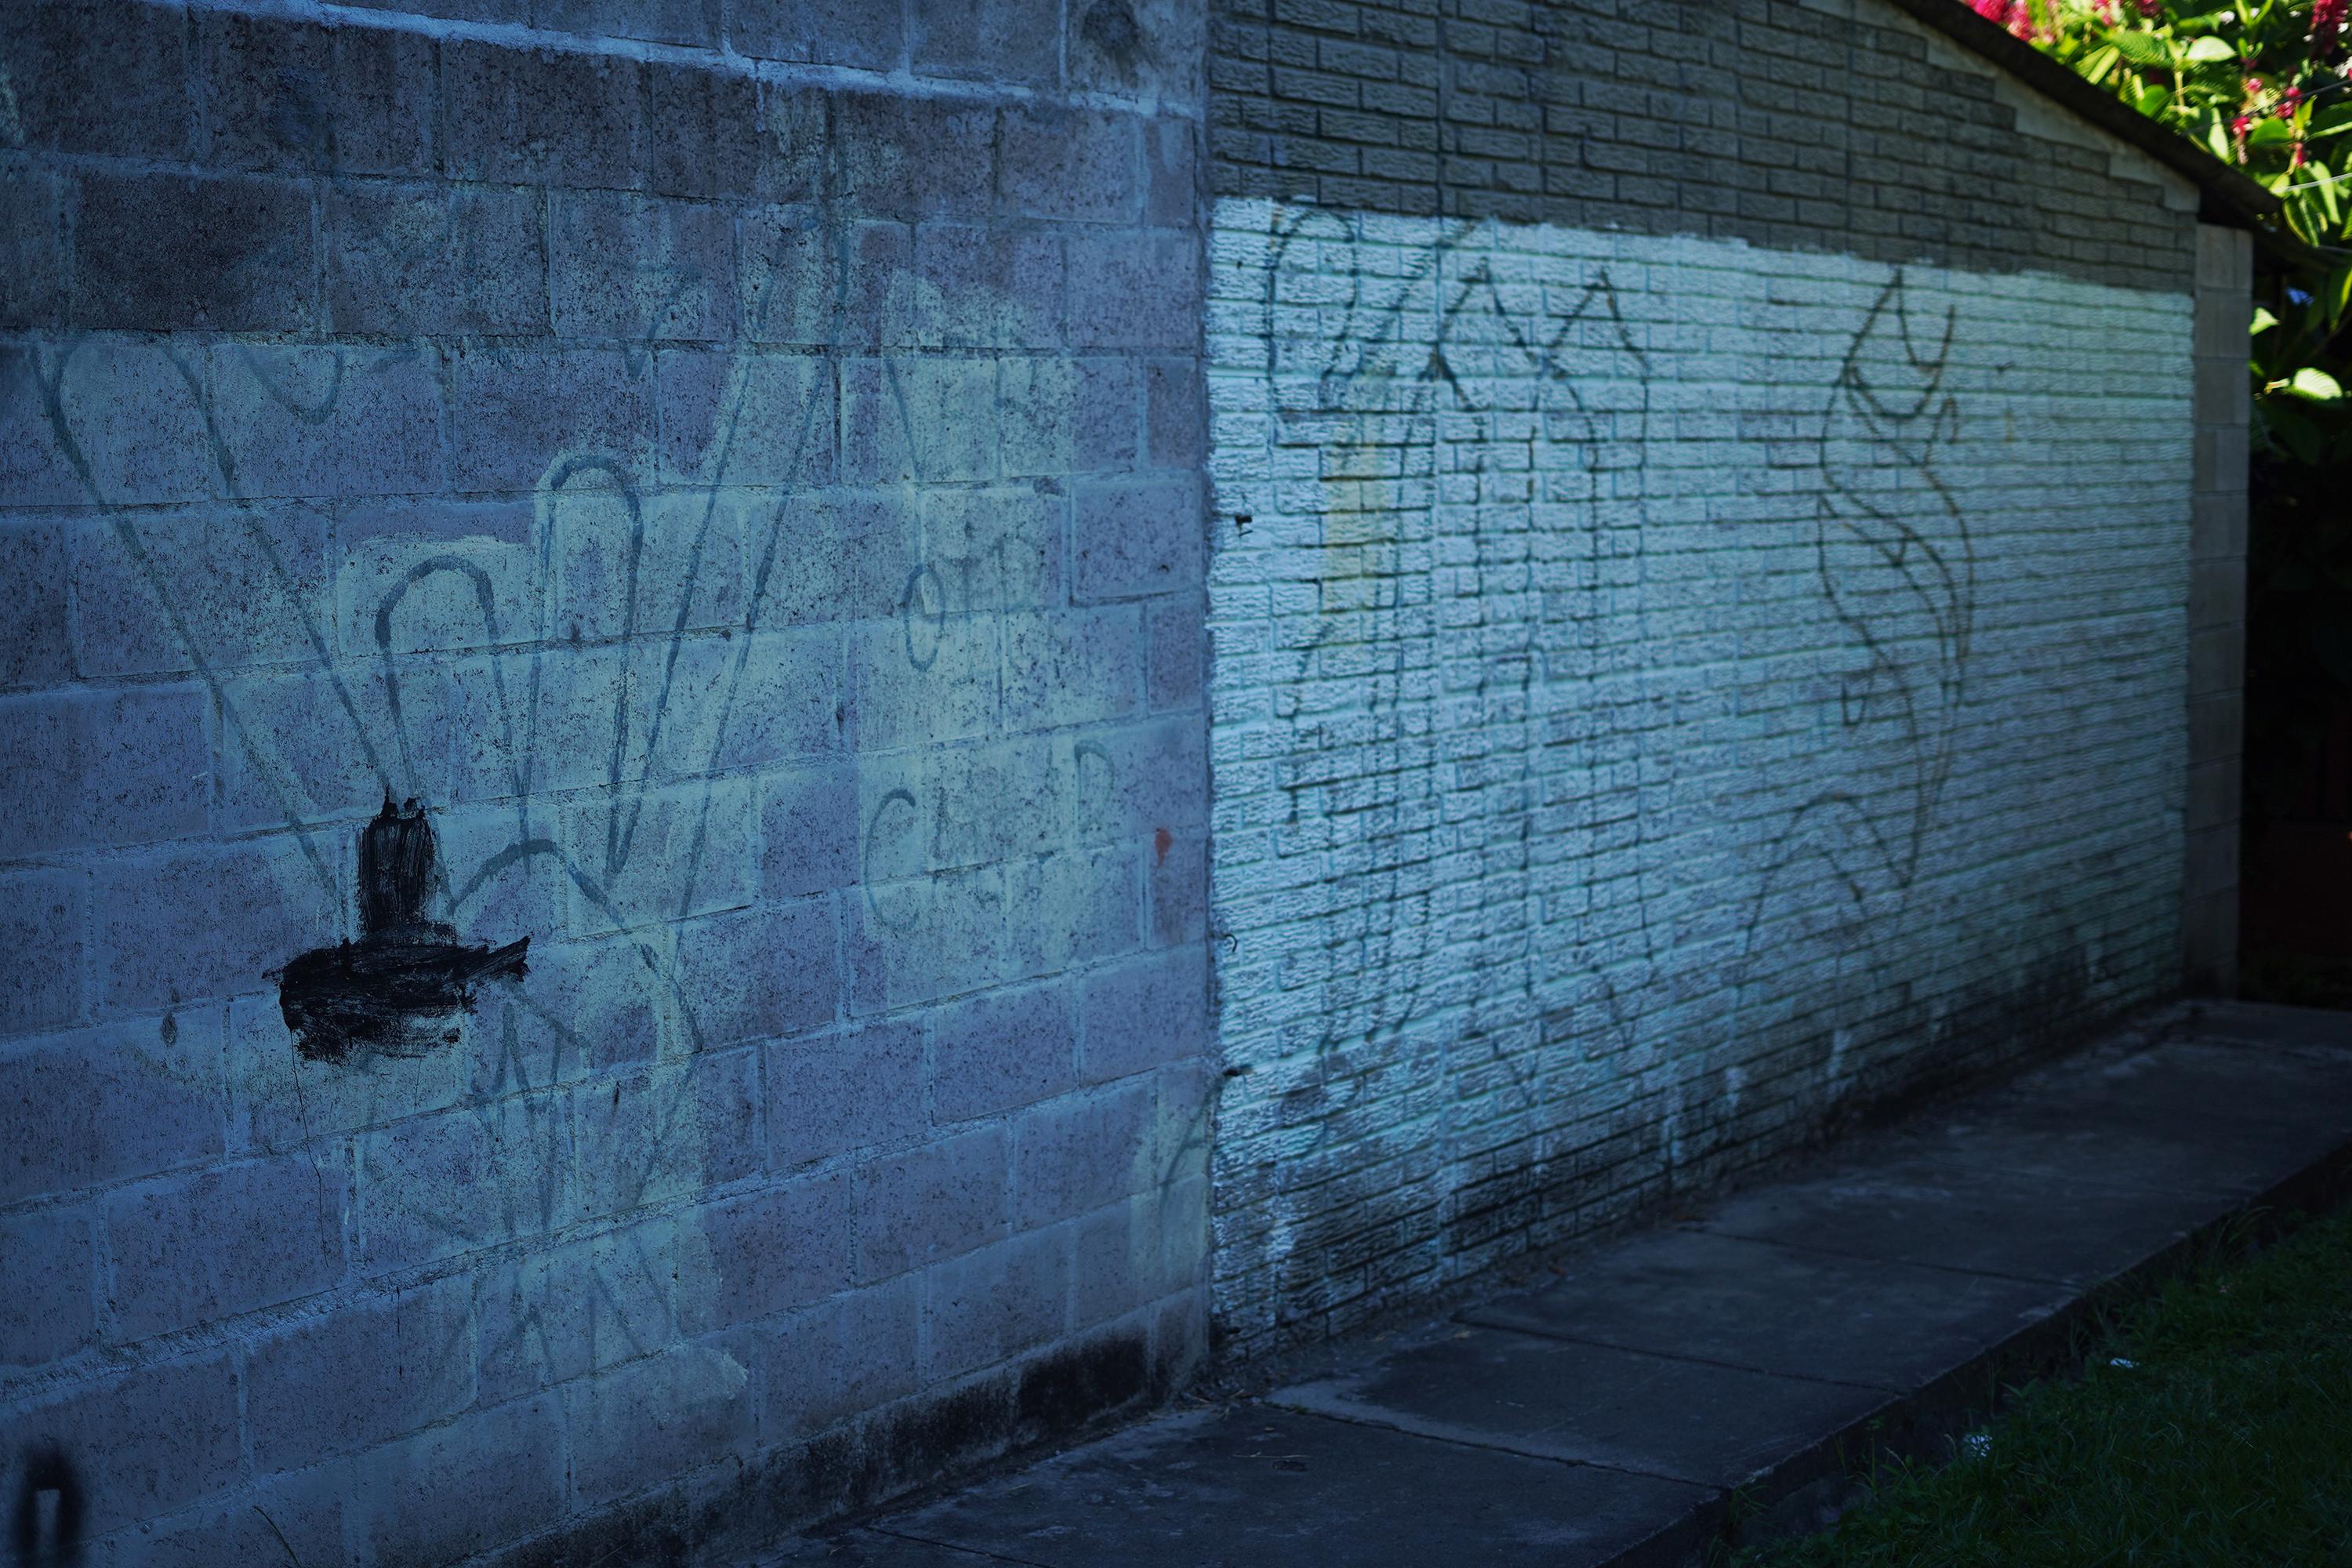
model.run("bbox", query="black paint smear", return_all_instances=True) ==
[11,1445,82,1568]
[275,798,528,1063]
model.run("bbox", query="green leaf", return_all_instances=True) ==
[2111,30,2170,66]
[2184,35,2237,63]
[2288,367,2344,401]
[2252,307,2281,335]
[2247,118,2296,147]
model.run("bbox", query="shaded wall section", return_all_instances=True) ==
[0,1,1210,1562]
[1202,0,2209,1355]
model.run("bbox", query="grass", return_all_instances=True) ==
[1737,1203,2352,1568]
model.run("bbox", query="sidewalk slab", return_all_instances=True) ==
[860,1405,1712,1567]
[1276,1327,1891,1490]
[773,1003,2352,1568]
[1457,1229,2071,1389]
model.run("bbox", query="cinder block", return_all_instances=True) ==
[335,496,539,659]
[845,866,1011,1012]
[193,10,336,172]
[333,24,440,176]
[913,226,1066,350]
[0,1352,241,1535]
[450,345,655,493]
[750,489,919,626]
[855,1126,1009,1279]
[920,1225,1069,1380]
[347,1391,566,1567]
[728,0,904,67]
[834,92,997,222]
[0,169,68,329]
[842,356,1000,484]
[477,1218,679,1402]
[674,899,840,1050]
[2187,622,2244,699]
[563,1335,757,1508]
[225,991,469,1157]
[1080,946,1207,1083]
[658,348,837,485]
[551,191,738,342]
[92,833,339,1016]
[1069,232,1199,350]
[243,1274,473,1468]
[104,1154,348,1341]
[767,1018,924,1167]
[1006,844,1143,979]
[647,60,765,201]
[1000,357,1146,477]
[215,663,414,831]
[906,0,1061,88]
[91,1465,346,1568]
[740,208,841,344]
[355,1091,572,1272]
[693,1169,854,1327]
[0,347,84,506]
[1147,590,1206,710]
[755,1276,920,1438]
[0,0,192,161]
[209,343,445,498]
[443,40,645,189]
[1145,357,1206,468]
[72,171,317,333]
[1074,474,1203,601]
[847,615,998,751]
[1004,608,1145,730]
[1145,835,1203,952]
[2190,489,2247,561]
[1143,114,1203,229]
[1012,1082,1153,1225]
[2186,554,2245,633]
[575,1051,760,1221]
[760,764,860,900]
[0,687,209,858]
[557,780,758,935]
[931,981,1080,1122]
[539,0,720,48]
[1073,1177,1204,1326]
[922,489,1065,612]
[328,181,549,337]
[0,867,82,1040]
[0,1013,226,1205]
[1001,107,1142,224]
[42,337,213,507]
[73,503,331,677]
[0,1207,97,1367]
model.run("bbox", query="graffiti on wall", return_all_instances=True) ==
[1196,199,2158,1343]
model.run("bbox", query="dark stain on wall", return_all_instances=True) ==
[274,797,528,1062]
[9,1446,82,1568]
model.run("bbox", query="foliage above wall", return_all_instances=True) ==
[1971,0,2352,457]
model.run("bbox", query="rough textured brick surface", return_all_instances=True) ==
[1202,191,2204,1351]
[0,0,1208,1560]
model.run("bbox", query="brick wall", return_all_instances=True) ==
[0,1,1210,1562]
[1203,0,2209,1355]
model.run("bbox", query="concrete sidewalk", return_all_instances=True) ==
[767,1001,2352,1567]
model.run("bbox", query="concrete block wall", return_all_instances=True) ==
[0,1,1210,1563]
[2183,223,2252,996]
[1202,0,2210,1355]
